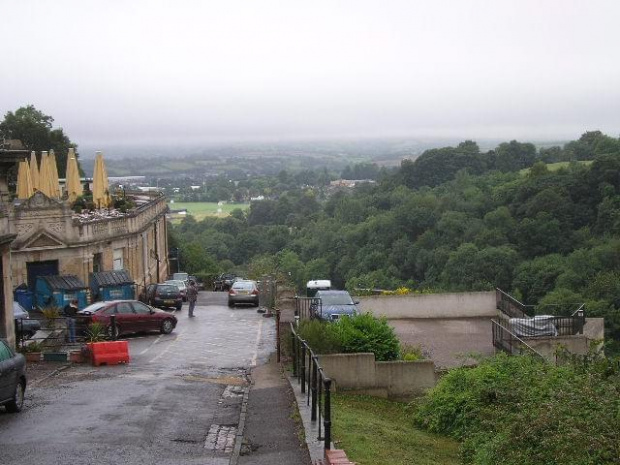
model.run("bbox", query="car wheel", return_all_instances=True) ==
[176,304,182,311]
[228,301,234,308]
[5,379,26,413]
[160,319,174,334]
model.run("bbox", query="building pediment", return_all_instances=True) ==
[15,191,65,215]
[12,228,67,251]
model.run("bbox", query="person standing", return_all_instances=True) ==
[187,280,198,317]
[63,298,79,343]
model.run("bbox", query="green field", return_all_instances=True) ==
[168,202,249,221]
[520,160,592,175]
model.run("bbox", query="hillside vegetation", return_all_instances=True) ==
[415,353,620,464]
[171,130,620,353]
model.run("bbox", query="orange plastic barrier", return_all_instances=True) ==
[89,341,130,366]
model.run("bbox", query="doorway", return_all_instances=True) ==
[27,260,59,291]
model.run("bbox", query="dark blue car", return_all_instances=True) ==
[311,290,359,321]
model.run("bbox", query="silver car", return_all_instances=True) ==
[228,280,259,308]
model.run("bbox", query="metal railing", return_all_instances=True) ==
[290,323,332,453]
[15,314,119,349]
[491,318,545,360]
[496,288,530,318]
[496,289,586,336]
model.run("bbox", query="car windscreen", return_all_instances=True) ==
[158,285,178,293]
[320,293,354,305]
[79,302,108,314]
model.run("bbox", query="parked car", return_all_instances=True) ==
[164,279,188,301]
[0,338,27,413]
[172,272,189,283]
[311,290,358,321]
[228,280,260,307]
[214,273,237,291]
[144,283,183,310]
[78,300,177,336]
[13,301,41,339]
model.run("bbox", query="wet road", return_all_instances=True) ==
[0,292,275,465]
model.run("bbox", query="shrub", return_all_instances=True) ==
[297,319,343,354]
[400,343,425,361]
[333,313,400,361]
[414,353,620,464]
[297,314,401,361]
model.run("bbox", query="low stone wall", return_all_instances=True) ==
[357,291,496,319]
[524,317,606,362]
[318,353,437,399]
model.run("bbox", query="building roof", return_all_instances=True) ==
[90,270,134,287]
[40,274,88,290]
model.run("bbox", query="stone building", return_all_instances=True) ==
[10,191,169,295]
[0,149,169,346]
[0,146,30,346]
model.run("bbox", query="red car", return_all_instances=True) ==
[78,300,177,337]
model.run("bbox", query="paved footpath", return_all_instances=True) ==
[235,352,313,465]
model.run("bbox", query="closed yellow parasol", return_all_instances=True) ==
[29,151,40,192]
[48,149,61,199]
[16,160,33,199]
[38,151,52,197]
[65,147,82,202]
[92,151,110,208]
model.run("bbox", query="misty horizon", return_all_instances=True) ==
[2,1,619,149]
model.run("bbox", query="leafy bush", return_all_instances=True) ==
[333,313,400,361]
[400,343,425,361]
[297,319,343,355]
[298,313,401,361]
[414,353,620,464]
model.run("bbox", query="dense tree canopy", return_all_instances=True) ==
[0,105,79,176]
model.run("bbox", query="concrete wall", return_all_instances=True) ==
[318,353,437,399]
[358,291,496,319]
[524,318,606,362]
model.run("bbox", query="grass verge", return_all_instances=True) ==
[333,393,460,465]
[167,201,249,221]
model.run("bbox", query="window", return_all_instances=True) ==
[116,302,134,314]
[113,248,124,270]
[132,302,151,314]
[93,253,103,273]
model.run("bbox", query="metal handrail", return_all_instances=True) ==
[491,318,546,360]
[496,289,586,336]
[290,323,332,452]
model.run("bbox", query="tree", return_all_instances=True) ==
[0,105,78,176]
[494,140,536,172]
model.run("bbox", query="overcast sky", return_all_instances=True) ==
[2,0,620,149]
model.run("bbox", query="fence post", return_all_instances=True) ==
[324,378,332,451]
[110,314,117,340]
[311,358,318,421]
[300,342,306,394]
[276,308,281,363]
[291,329,297,377]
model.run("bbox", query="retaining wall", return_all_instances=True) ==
[357,291,496,319]
[318,353,437,399]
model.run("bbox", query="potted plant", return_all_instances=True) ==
[81,322,107,363]
[19,341,43,362]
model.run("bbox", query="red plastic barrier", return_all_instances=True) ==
[89,341,130,366]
